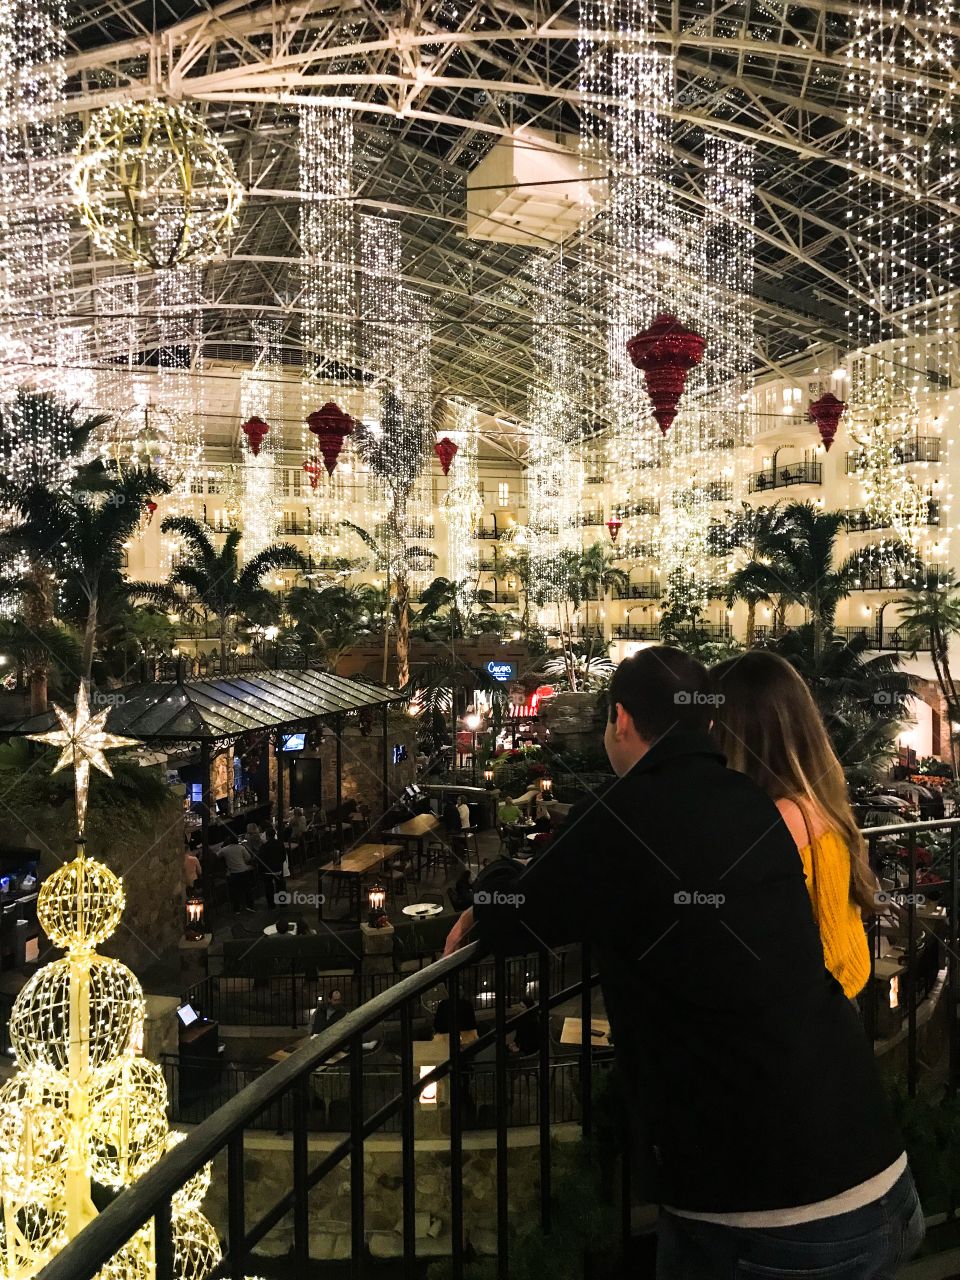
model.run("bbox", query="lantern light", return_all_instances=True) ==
[368,883,386,913]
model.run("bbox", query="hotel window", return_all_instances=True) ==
[497,482,510,508]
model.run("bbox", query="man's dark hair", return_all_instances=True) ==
[276,918,290,934]
[607,647,711,739]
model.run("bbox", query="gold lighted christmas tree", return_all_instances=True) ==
[0,686,222,1279]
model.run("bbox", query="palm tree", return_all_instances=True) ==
[341,519,436,683]
[577,542,629,655]
[772,626,912,783]
[352,389,434,688]
[286,584,368,671]
[896,574,960,773]
[2,464,170,688]
[138,517,305,667]
[0,392,110,711]
[720,503,788,644]
[413,575,498,641]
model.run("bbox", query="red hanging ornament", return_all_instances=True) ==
[606,516,623,543]
[145,500,158,524]
[241,415,270,457]
[303,459,323,490]
[306,402,354,475]
[626,313,706,435]
[434,436,458,475]
[808,392,846,452]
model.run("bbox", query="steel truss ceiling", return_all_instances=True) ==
[52,0,960,430]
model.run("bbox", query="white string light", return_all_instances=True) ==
[239,319,283,563]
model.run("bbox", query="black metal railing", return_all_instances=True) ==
[847,563,945,591]
[161,1053,606,1131]
[749,461,822,493]
[835,626,933,653]
[612,582,662,600]
[610,623,660,640]
[189,950,569,1029]
[40,942,622,1280]
[846,436,941,473]
[38,819,960,1280]
[843,501,940,532]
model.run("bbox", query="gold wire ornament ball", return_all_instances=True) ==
[9,957,144,1075]
[70,100,244,270]
[88,1057,169,1190]
[0,1201,67,1279]
[94,1223,154,1280]
[166,1133,213,1214]
[37,854,125,951]
[0,1074,69,1201]
[170,1207,222,1280]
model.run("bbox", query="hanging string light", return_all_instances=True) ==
[238,318,283,563]
[0,0,71,402]
[524,253,583,607]
[441,399,482,602]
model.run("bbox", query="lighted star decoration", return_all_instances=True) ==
[27,685,138,838]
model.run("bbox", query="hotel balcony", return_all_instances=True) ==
[845,436,941,474]
[748,461,822,493]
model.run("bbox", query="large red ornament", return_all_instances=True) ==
[808,392,846,452]
[626,313,706,435]
[306,402,354,475]
[606,516,622,543]
[303,459,323,490]
[434,437,459,475]
[145,500,158,524]
[241,415,270,457]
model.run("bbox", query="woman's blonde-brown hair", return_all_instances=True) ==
[710,650,876,912]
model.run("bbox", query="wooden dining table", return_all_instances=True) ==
[334,843,403,875]
[384,812,441,878]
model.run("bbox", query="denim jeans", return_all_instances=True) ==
[657,1168,924,1279]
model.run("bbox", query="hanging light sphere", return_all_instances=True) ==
[70,100,244,270]
[808,392,846,451]
[626,313,706,435]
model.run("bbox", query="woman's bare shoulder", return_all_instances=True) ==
[775,796,828,849]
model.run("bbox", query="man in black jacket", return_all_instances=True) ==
[446,648,922,1278]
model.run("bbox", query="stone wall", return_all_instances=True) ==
[285,715,417,823]
[199,1128,564,1264]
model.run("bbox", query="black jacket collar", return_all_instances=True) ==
[631,727,726,776]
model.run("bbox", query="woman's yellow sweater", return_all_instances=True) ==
[798,831,871,999]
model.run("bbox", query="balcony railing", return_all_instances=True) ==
[835,626,932,652]
[845,436,941,473]
[612,582,661,600]
[842,501,940,532]
[847,563,945,591]
[748,461,822,493]
[37,819,960,1279]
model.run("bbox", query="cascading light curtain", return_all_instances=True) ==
[844,0,956,573]
[299,102,367,564]
[239,318,283,563]
[442,399,482,604]
[524,252,584,616]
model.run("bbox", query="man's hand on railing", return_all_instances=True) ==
[444,907,476,955]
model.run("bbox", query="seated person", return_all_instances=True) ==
[510,994,541,1057]
[442,798,461,833]
[312,988,348,1034]
[499,799,521,825]
[275,918,292,935]
[434,990,478,1039]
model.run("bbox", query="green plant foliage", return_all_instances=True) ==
[887,1081,960,1217]
[490,745,545,796]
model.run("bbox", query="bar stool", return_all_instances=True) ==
[453,830,482,875]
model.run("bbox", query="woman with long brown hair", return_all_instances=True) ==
[711,649,874,998]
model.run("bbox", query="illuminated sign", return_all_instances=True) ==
[486,660,516,682]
